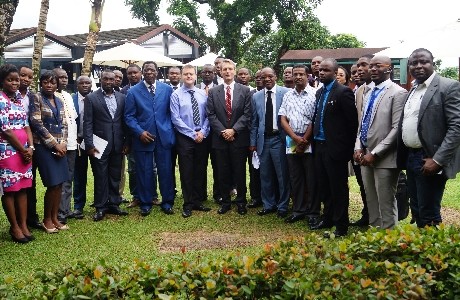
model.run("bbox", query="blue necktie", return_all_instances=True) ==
[360,87,382,147]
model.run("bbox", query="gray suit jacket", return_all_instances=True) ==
[84,88,127,155]
[206,82,252,149]
[397,74,460,178]
[356,81,407,168]
[250,85,290,155]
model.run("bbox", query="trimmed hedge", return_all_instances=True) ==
[1,224,460,299]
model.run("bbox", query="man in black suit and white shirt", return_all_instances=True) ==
[310,58,358,237]
[206,59,252,215]
[84,70,129,221]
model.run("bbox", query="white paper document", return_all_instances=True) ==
[80,135,108,159]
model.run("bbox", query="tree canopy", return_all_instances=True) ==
[125,0,365,73]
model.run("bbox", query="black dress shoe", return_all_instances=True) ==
[192,205,211,212]
[93,210,105,222]
[277,211,288,219]
[24,234,35,241]
[72,209,84,219]
[247,199,263,208]
[182,209,192,218]
[10,233,29,244]
[308,216,321,227]
[57,216,67,225]
[161,207,174,215]
[140,207,152,216]
[214,197,223,205]
[257,208,277,216]
[349,218,369,227]
[324,230,348,238]
[27,220,43,230]
[107,206,128,216]
[236,204,247,215]
[217,205,231,214]
[310,220,333,230]
[285,214,305,223]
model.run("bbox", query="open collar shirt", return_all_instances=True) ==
[278,85,316,134]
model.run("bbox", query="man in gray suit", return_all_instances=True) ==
[206,59,252,215]
[250,67,291,218]
[397,48,460,228]
[84,70,129,221]
[354,56,407,229]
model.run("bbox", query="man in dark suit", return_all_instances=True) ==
[310,58,358,237]
[206,59,252,215]
[398,48,460,228]
[71,75,92,219]
[84,70,129,221]
[250,67,290,218]
[125,61,176,216]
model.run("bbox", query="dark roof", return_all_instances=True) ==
[7,24,199,48]
[281,48,388,61]
[6,27,74,47]
[64,25,160,46]
[63,24,199,47]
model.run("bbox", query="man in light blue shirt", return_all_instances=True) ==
[170,64,211,218]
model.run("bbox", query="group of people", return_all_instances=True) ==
[1,46,459,243]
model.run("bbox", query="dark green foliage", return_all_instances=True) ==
[2,225,459,299]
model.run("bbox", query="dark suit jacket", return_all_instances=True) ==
[206,82,252,149]
[313,81,358,161]
[124,80,175,151]
[397,74,460,179]
[83,88,127,155]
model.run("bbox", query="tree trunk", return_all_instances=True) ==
[0,0,20,61]
[31,0,49,92]
[81,0,105,77]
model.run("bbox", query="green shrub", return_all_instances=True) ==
[1,224,459,299]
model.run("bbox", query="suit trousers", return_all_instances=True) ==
[134,143,174,210]
[127,152,142,200]
[259,135,290,212]
[352,163,368,220]
[59,150,76,218]
[73,148,89,210]
[208,131,221,200]
[119,155,127,196]
[314,142,350,232]
[248,151,261,201]
[406,149,447,228]
[361,166,399,229]
[215,144,247,206]
[176,133,209,210]
[26,157,39,223]
[287,153,314,216]
[89,150,123,210]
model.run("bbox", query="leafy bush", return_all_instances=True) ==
[1,224,460,299]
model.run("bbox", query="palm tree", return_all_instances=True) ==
[0,0,20,61]
[31,0,50,91]
[81,0,105,77]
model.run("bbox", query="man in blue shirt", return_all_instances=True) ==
[171,65,212,218]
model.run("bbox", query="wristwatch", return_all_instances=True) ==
[29,146,35,151]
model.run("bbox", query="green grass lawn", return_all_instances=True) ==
[1,161,459,281]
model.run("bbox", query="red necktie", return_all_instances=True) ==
[225,85,232,124]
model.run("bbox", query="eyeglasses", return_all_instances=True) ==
[369,63,391,70]
[201,71,214,74]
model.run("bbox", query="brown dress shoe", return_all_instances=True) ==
[127,199,140,208]
[152,198,162,206]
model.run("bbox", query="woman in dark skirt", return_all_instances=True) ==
[29,71,69,233]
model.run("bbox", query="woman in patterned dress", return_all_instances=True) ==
[0,64,34,243]
[29,71,69,233]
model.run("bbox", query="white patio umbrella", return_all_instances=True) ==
[187,52,218,67]
[70,42,183,68]
[375,19,460,59]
